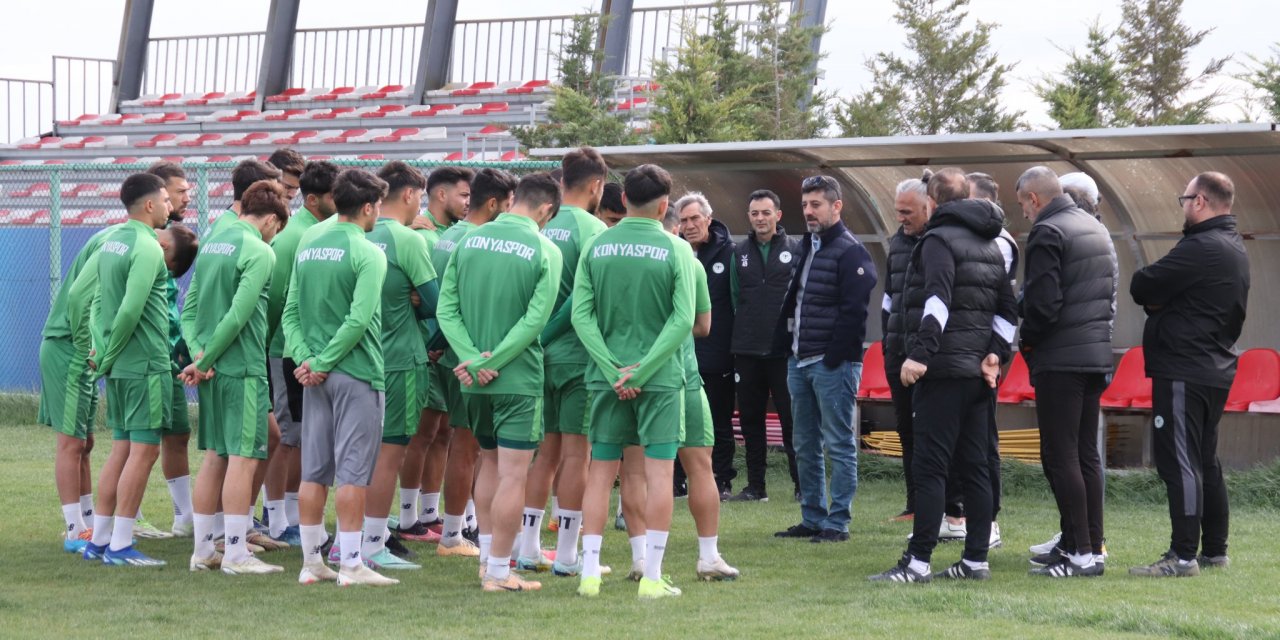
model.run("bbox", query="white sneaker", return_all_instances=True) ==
[696,556,740,581]
[171,520,194,537]
[1030,531,1063,555]
[222,555,284,575]
[298,560,339,585]
[189,551,223,571]
[939,519,967,541]
[989,521,1003,549]
[337,563,400,586]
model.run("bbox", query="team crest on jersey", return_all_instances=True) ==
[779,251,792,264]
[713,262,725,274]
[740,255,749,268]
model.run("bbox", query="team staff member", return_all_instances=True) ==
[870,168,1017,583]
[438,172,563,593]
[1016,167,1117,578]
[1129,172,1249,578]
[283,168,394,587]
[729,189,800,503]
[573,164,696,600]
[182,181,290,575]
[676,192,737,498]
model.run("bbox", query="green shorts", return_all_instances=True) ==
[164,375,192,435]
[589,390,683,461]
[38,338,97,439]
[424,360,449,413]
[107,374,171,445]
[384,365,429,444]
[436,361,470,428]
[196,374,270,459]
[465,393,543,451]
[681,387,714,448]
[545,364,591,436]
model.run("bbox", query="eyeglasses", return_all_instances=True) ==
[802,175,837,190]
[1177,193,1201,206]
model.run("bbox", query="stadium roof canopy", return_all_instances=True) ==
[535,123,1280,349]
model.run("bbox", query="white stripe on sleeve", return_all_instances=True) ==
[882,292,892,312]
[993,316,1016,345]
[923,295,949,331]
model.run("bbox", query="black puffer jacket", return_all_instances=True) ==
[1131,215,1250,389]
[732,226,800,358]
[903,199,1015,378]
[692,218,736,374]
[1020,194,1118,378]
[881,226,919,372]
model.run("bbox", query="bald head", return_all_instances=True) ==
[1015,166,1063,221]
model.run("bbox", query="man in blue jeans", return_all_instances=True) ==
[772,175,878,543]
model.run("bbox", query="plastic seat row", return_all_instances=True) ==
[117,81,555,110]
[858,343,1280,414]
[60,102,523,128]
[129,126,454,148]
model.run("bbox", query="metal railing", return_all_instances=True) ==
[0,79,53,144]
[291,23,424,90]
[625,1,783,78]
[143,31,266,96]
[451,14,589,85]
[52,56,116,123]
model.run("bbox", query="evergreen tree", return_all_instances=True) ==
[1241,44,1280,122]
[1113,0,1227,125]
[1035,22,1130,129]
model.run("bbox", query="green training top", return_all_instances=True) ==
[42,224,119,340]
[367,217,438,372]
[437,213,562,397]
[76,219,170,379]
[681,251,712,389]
[167,275,192,371]
[282,219,388,389]
[181,219,275,377]
[267,206,322,358]
[539,205,608,367]
[427,219,476,367]
[571,217,695,392]
[207,209,237,238]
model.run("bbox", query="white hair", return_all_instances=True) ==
[896,178,927,198]
[1060,172,1100,205]
[674,191,713,218]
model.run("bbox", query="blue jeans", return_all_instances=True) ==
[788,358,861,532]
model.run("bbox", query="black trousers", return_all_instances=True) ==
[735,355,798,492]
[1151,378,1230,560]
[704,370,738,489]
[1034,371,1107,555]
[987,395,1002,519]
[888,367,965,516]
[907,377,993,564]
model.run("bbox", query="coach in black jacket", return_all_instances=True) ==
[1016,166,1118,577]
[729,189,800,502]
[772,175,877,543]
[1128,171,1249,578]
[676,192,738,496]
[871,168,1018,583]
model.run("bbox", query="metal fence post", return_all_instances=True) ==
[196,165,209,234]
[49,168,62,303]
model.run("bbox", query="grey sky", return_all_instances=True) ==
[2,0,1275,128]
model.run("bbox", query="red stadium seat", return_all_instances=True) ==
[507,80,550,94]
[358,154,384,160]
[997,352,1035,404]
[323,129,365,143]
[858,342,890,399]
[60,136,105,149]
[265,109,307,121]
[142,93,182,107]
[178,133,223,147]
[143,112,187,124]
[185,92,226,105]
[266,88,309,103]
[500,150,526,161]
[1225,349,1280,412]
[225,132,270,146]
[312,107,356,120]
[315,87,355,101]
[1100,347,1150,409]
[18,137,61,150]
[372,128,420,142]
[444,151,476,162]
[452,81,496,96]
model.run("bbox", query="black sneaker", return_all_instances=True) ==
[1197,554,1230,569]
[774,523,822,538]
[718,483,733,502]
[1030,546,1066,567]
[385,534,417,560]
[394,520,435,541]
[1030,557,1103,578]
[869,553,932,583]
[461,526,479,545]
[729,487,769,502]
[810,529,850,543]
[935,560,991,580]
[673,482,688,498]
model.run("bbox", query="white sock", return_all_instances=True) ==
[551,495,559,517]
[556,509,583,566]
[338,530,363,569]
[266,500,287,538]
[420,492,440,524]
[167,475,193,525]
[79,494,94,520]
[478,533,493,566]
[908,556,931,575]
[91,514,112,546]
[399,488,420,528]
[962,558,990,571]
[284,492,300,526]
[213,512,225,539]
[224,514,251,564]
[487,555,511,581]
[697,535,719,563]
[1068,552,1095,567]
[643,530,669,581]
[135,507,145,521]
[300,524,326,564]
[441,513,465,546]
[193,513,216,558]
[629,535,646,565]
[62,503,86,537]
[109,516,136,552]
[464,499,476,529]
[582,534,603,579]
[362,517,389,557]
[519,508,544,558]
[1094,553,1106,563]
